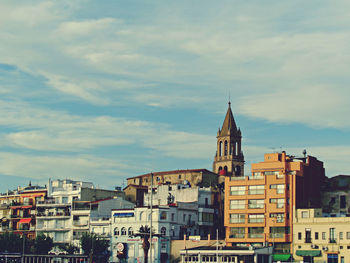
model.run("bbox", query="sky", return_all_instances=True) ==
[0,0,350,191]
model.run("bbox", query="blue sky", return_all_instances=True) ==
[0,0,349,191]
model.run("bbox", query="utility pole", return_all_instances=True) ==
[216,228,219,262]
[150,172,153,263]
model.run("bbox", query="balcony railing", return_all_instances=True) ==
[248,233,264,238]
[37,212,70,217]
[329,238,336,243]
[228,233,245,238]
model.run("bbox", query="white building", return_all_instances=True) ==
[143,183,215,237]
[36,179,132,245]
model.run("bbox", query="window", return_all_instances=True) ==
[183,214,186,222]
[270,184,285,194]
[248,227,264,238]
[340,232,343,240]
[322,232,326,240]
[179,175,181,179]
[347,232,350,239]
[330,228,336,243]
[248,214,264,223]
[160,211,167,220]
[298,232,302,240]
[171,213,175,221]
[230,200,245,210]
[248,199,264,209]
[121,227,127,236]
[230,214,245,224]
[270,213,284,223]
[161,227,166,236]
[114,227,119,236]
[230,186,245,195]
[301,211,309,218]
[229,227,245,238]
[270,198,285,208]
[248,185,264,195]
[315,232,319,240]
[340,195,346,209]
[224,141,228,156]
[156,177,160,182]
[128,227,134,236]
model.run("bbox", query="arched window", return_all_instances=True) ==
[114,227,119,236]
[224,141,228,156]
[161,227,167,236]
[128,227,134,236]
[219,141,222,156]
[218,166,223,172]
[235,166,241,176]
[230,143,233,155]
[121,227,127,236]
[224,166,228,172]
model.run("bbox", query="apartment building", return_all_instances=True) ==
[36,179,129,245]
[293,208,350,263]
[0,184,46,239]
[224,151,325,256]
[143,183,215,238]
[111,203,199,263]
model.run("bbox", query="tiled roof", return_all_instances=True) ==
[127,168,217,180]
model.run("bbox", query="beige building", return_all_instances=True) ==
[293,208,350,263]
[127,169,219,188]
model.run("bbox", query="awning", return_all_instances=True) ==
[296,250,321,257]
[19,218,31,224]
[272,254,291,261]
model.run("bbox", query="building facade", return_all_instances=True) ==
[293,208,350,263]
[225,151,326,255]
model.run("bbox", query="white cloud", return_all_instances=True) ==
[56,18,119,37]
[238,85,350,129]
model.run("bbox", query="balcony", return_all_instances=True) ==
[37,212,70,218]
[37,200,70,206]
[248,233,264,238]
[329,238,336,244]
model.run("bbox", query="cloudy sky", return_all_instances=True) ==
[0,0,349,191]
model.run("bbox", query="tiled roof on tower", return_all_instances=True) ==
[219,102,237,136]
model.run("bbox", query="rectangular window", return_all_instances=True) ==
[301,211,309,218]
[322,232,326,240]
[229,214,245,224]
[315,232,319,240]
[340,195,346,209]
[248,214,264,223]
[330,228,336,243]
[230,186,246,195]
[171,213,175,221]
[270,184,285,194]
[270,198,285,208]
[340,232,343,240]
[248,227,264,238]
[229,227,245,238]
[298,232,302,240]
[347,232,350,239]
[248,199,264,209]
[248,185,264,195]
[270,213,284,223]
[230,200,245,210]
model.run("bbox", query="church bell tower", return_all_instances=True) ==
[213,102,244,177]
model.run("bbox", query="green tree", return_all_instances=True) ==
[0,232,22,253]
[58,243,79,254]
[32,234,54,254]
[80,232,109,256]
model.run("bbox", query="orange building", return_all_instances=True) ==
[1,184,47,239]
[224,151,325,255]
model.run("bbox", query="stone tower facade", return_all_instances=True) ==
[213,102,244,177]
